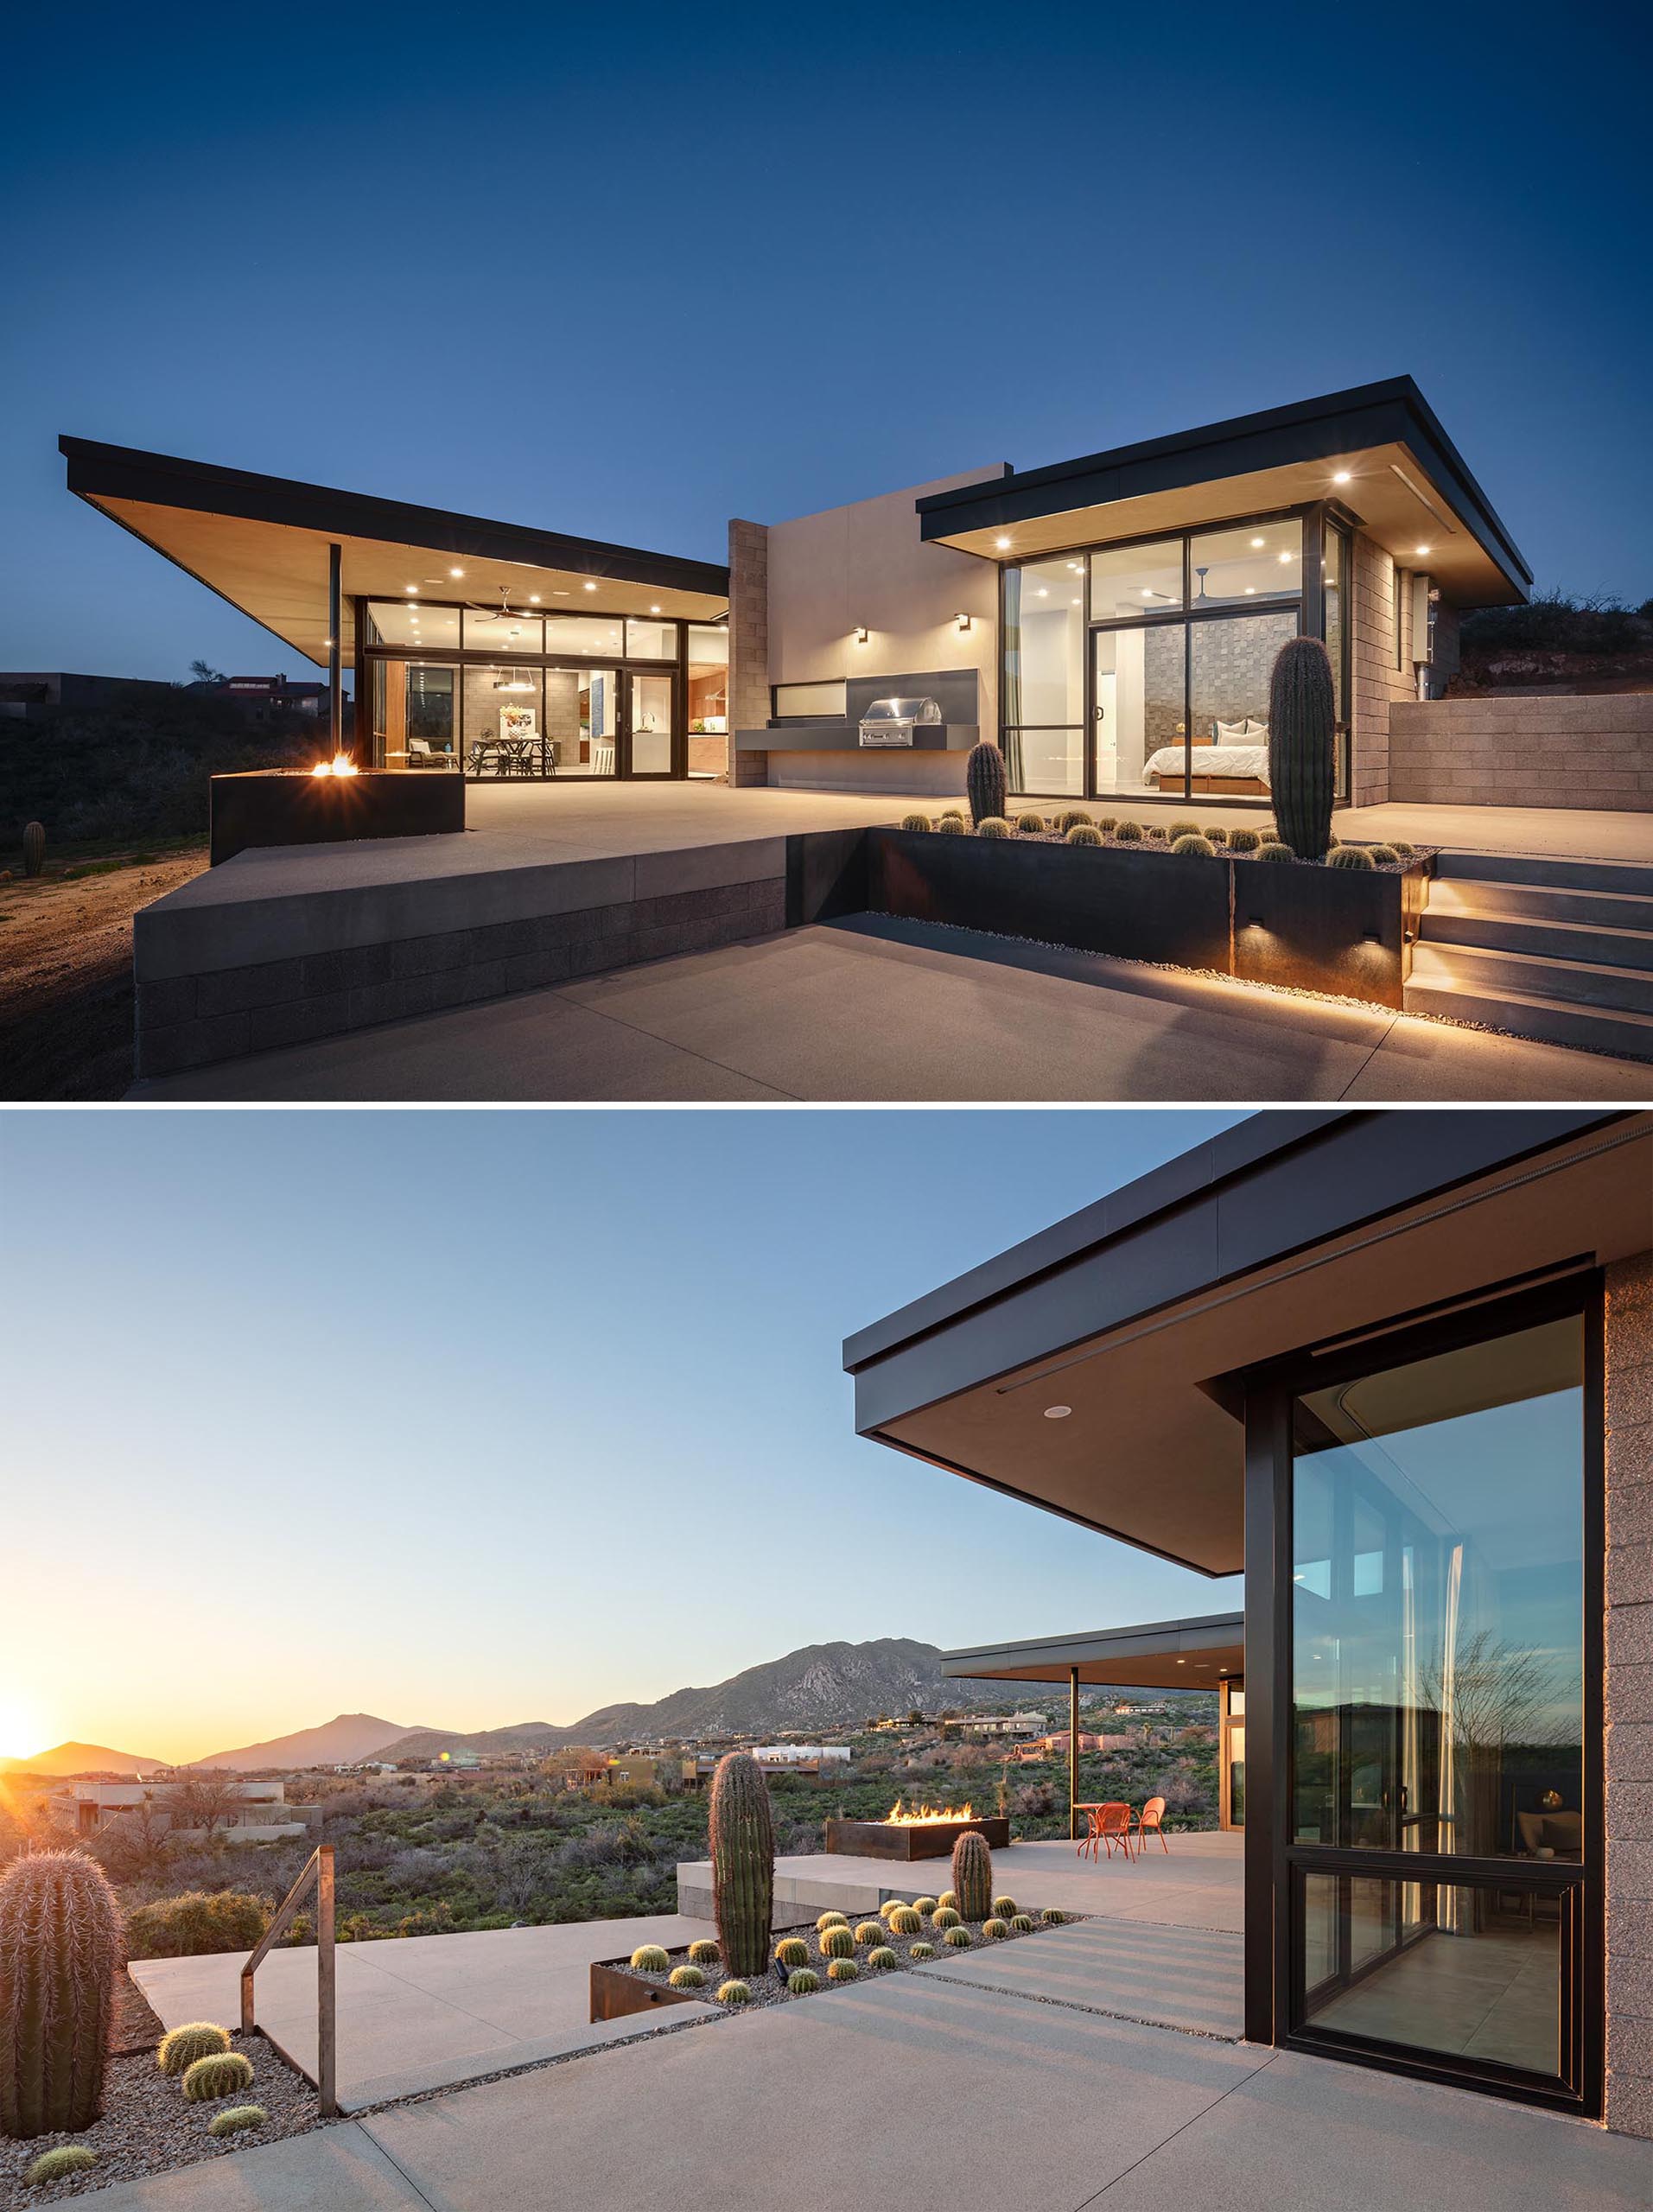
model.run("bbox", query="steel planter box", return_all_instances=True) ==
[823,1815,1011,1860]
[589,1957,705,2023]
[209,770,466,866]
[865,830,1428,1011]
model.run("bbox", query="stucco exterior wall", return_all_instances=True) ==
[765,468,1003,729]
[1350,531,1416,807]
[1605,1251,1653,2139]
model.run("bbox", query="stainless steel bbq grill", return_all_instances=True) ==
[858,696,943,747]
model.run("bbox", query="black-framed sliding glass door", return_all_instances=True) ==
[1246,1280,1600,2114]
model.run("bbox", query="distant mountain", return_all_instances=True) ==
[0,1742,164,1778]
[193,1713,416,1771]
[374,1639,1032,1760]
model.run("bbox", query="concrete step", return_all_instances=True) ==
[1433,849,1653,899]
[1421,897,1653,976]
[1406,945,1653,1063]
[1423,876,1653,932]
[1408,937,1653,1017]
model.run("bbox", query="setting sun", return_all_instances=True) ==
[0,1693,48,1762]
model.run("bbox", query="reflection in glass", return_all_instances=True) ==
[544,613,627,657]
[625,618,677,660]
[372,659,459,768]
[1089,537,1183,620]
[1301,1874,1563,2079]
[462,607,543,655]
[687,625,729,777]
[1092,624,1186,798]
[1190,518,1302,606]
[629,672,673,773]
[366,600,461,650]
[1292,1316,1585,1861]
[1003,557,1084,726]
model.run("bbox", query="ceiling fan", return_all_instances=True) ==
[466,587,540,638]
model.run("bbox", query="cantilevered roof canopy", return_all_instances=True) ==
[60,437,730,668]
[916,378,1530,609]
[944,1613,1244,1691]
[845,1111,1651,1577]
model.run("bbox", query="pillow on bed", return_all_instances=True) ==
[1244,718,1269,741]
[1215,718,1249,743]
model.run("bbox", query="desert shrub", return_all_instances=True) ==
[1459,590,1647,659]
[181,2051,255,2103]
[826,1958,859,1982]
[125,1891,268,1961]
[207,2105,267,2138]
[25,2147,98,2183]
[787,1967,820,1994]
[158,2022,231,2077]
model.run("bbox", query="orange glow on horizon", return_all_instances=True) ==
[0,1694,50,1764]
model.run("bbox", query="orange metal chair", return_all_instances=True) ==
[1132,1796,1169,1856]
[1093,1802,1135,1860]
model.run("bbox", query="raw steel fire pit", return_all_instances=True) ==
[824,1800,1011,1861]
[209,766,465,866]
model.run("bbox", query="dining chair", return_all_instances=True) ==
[1132,1796,1169,1856]
[1095,1802,1134,1860]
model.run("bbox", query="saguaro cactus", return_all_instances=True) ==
[21,823,45,879]
[0,1850,124,2139]
[965,741,1008,826]
[709,1751,774,1979]
[951,1830,993,1923]
[1267,635,1337,861]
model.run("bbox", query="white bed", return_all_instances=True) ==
[1141,743,1270,792]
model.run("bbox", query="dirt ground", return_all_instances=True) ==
[0,848,207,1101]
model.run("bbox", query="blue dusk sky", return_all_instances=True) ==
[2,3,1648,683]
[0,1108,1241,1765]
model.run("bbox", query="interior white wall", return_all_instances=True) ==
[766,467,1004,728]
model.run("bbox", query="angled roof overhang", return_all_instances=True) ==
[845,1111,1650,1577]
[944,1613,1244,1690]
[915,378,1530,609]
[60,437,730,668]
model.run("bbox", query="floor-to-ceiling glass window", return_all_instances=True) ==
[1003,517,1307,804]
[686,625,729,779]
[1287,1298,1591,2104]
[1323,521,1351,797]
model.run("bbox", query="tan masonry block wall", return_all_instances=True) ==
[728,518,770,787]
[1350,531,1415,807]
[1605,1251,1653,2139]
[1389,693,1653,811]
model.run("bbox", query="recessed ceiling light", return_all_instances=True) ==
[1332,470,1351,485]
[1176,1659,1186,1666]
[1250,537,1264,549]
[1035,587,1048,597]
[1071,597,1081,605]
[1415,544,1431,557]
[1279,552,1293,564]
[583,581,598,592]
[1244,587,1256,595]
[528,594,541,605]
[449,567,465,578]
[1043,1404,1071,1420]
[405,584,418,594]
[995,536,1011,550]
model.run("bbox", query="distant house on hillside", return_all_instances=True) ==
[52,1778,317,1843]
[191,674,332,722]
[948,1711,1046,1741]
[0,671,175,721]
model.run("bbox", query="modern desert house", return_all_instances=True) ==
[843,1110,1652,2135]
[60,376,1539,810]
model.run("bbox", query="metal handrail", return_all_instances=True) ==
[239,1842,336,2118]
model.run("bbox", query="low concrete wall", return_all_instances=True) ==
[1389,693,1653,810]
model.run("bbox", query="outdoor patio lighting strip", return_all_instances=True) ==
[1388,461,1457,535]
[995,1119,1650,1399]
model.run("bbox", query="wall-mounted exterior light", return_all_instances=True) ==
[956,612,972,632]
[855,626,869,645]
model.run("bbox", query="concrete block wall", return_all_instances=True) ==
[728,518,770,787]
[1389,692,1653,811]
[1605,1250,1653,2139]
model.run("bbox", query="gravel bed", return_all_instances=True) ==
[900,816,1433,872]
[0,2032,318,2207]
[614,1903,1084,2014]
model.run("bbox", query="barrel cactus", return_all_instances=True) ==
[1039,1906,1067,1925]
[1256,841,1295,863]
[0,1847,124,2139]
[1066,823,1102,846]
[1009,1914,1036,1933]
[982,1917,1009,1941]
[21,823,46,879]
[1328,844,1374,870]
[899,812,931,833]
[931,1906,960,1930]
[1365,844,1399,865]
[773,1937,809,1969]
[1056,809,1092,831]
[1167,820,1200,842]
[715,1980,752,2006]
[816,1912,849,1933]
[867,1946,899,1971]
[1015,811,1046,835]
[852,1923,883,1948]
[688,1938,721,1966]
[909,1941,936,1961]
[786,1968,820,1995]
[1204,826,1230,845]
[158,2022,231,2077]
[912,1897,938,1920]
[887,1907,921,1936]
[1227,826,1262,855]
[630,1944,671,1972]
[1389,839,1417,858]
[1172,834,1215,856]
[826,1958,859,1983]
[951,1831,993,1922]
[181,2050,255,2103]
[991,1896,1017,1918]
[977,817,1010,839]
[965,740,1008,825]
[709,1751,774,1980]
[935,814,968,836]
[207,2105,267,2138]
[820,1925,855,1959]
[937,1891,957,1911]
[25,2146,97,2184]
[1147,823,1168,841]
[1097,817,1117,833]
[1267,633,1337,860]
[1113,819,1143,843]
[943,1926,972,1948]
[668,1964,706,1989]
[877,1900,904,1920]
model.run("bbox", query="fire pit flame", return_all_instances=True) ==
[311,754,359,779]
[886,1796,975,1827]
